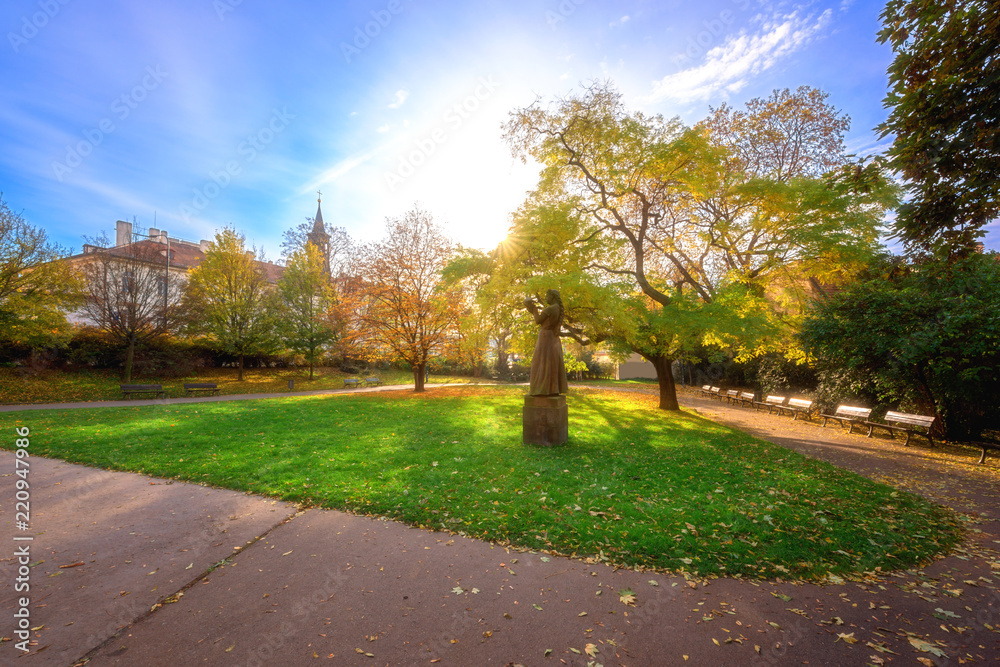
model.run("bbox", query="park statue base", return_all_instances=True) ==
[523,394,568,446]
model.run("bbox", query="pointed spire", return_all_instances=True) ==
[312,190,325,234]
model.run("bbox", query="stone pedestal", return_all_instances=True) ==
[523,395,568,446]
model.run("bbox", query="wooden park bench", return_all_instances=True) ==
[120,384,165,399]
[724,389,740,404]
[866,411,936,446]
[777,397,815,421]
[753,395,786,414]
[343,378,362,389]
[736,391,756,408]
[364,376,382,387]
[820,405,873,435]
[183,382,219,397]
[707,386,723,401]
[697,384,713,397]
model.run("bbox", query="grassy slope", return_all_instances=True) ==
[6,387,961,580]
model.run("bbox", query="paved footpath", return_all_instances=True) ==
[1,387,998,666]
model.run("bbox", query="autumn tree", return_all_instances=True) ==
[184,227,278,381]
[280,218,353,276]
[78,230,185,382]
[441,246,519,377]
[504,82,894,409]
[0,195,81,352]
[345,207,460,391]
[277,242,339,379]
[877,0,1000,256]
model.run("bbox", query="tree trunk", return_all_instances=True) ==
[647,354,680,410]
[309,362,314,380]
[238,353,245,382]
[124,337,136,383]
[413,363,425,392]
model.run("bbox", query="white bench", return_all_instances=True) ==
[820,405,872,435]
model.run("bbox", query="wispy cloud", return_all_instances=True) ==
[610,15,630,28]
[387,89,409,109]
[377,124,391,133]
[299,150,377,193]
[645,10,833,105]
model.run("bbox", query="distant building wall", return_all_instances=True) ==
[618,353,656,380]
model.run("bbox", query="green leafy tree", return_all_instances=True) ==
[800,252,1000,442]
[78,231,184,382]
[504,82,893,409]
[278,242,339,379]
[877,0,1000,255]
[184,227,278,381]
[0,195,81,352]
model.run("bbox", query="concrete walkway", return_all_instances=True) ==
[1,386,998,665]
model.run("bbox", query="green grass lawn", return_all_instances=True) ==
[6,386,961,580]
[0,366,485,405]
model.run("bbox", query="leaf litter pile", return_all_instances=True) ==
[15,386,963,580]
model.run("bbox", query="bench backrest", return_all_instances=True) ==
[709,386,721,393]
[701,385,711,391]
[184,383,216,389]
[885,411,935,428]
[788,398,813,409]
[726,390,739,399]
[835,405,871,419]
[765,395,786,405]
[121,384,161,390]
[739,391,755,400]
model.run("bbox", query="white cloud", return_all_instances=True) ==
[610,15,630,28]
[387,89,410,109]
[377,124,391,133]
[299,150,378,193]
[644,10,833,105]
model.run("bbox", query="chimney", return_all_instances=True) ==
[199,240,211,253]
[149,227,160,241]
[115,220,132,246]
[159,230,169,244]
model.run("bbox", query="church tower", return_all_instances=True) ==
[306,191,331,276]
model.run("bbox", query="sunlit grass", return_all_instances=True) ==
[6,386,962,580]
[0,366,485,405]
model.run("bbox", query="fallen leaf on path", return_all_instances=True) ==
[835,632,858,644]
[585,643,598,657]
[908,637,946,657]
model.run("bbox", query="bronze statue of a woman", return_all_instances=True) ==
[524,289,568,396]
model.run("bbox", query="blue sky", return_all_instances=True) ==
[3,0,995,259]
